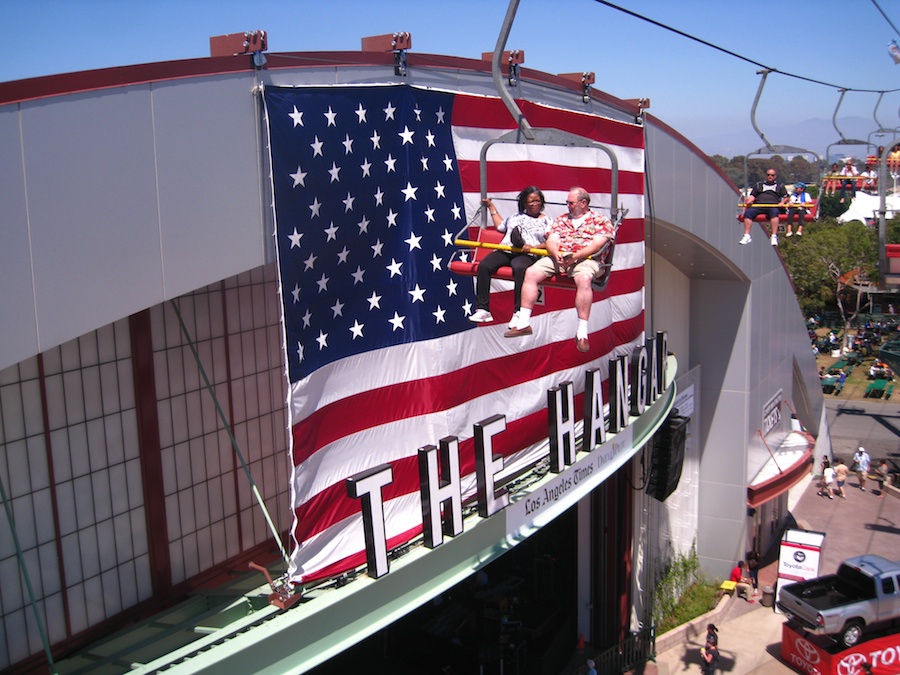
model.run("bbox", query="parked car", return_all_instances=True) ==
[776,555,900,647]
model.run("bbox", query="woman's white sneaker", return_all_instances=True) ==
[468,309,494,323]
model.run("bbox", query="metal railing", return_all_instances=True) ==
[586,625,656,674]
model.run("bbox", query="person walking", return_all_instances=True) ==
[700,637,720,675]
[834,458,849,499]
[875,459,889,498]
[853,447,871,492]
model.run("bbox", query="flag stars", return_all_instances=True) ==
[309,197,322,218]
[387,258,403,277]
[384,154,397,172]
[430,254,442,271]
[408,284,426,303]
[310,136,324,157]
[331,300,344,318]
[316,274,330,293]
[424,207,436,223]
[324,222,339,241]
[405,232,422,251]
[288,228,303,248]
[371,239,384,257]
[354,104,367,123]
[351,266,365,284]
[374,187,384,206]
[447,278,459,296]
[420,156,429,172]
[301,309,312,328]
[289,106,304,127]
[425,130,436,147]
[443,154,453,171]
[433,306,446,324]
[290,166,307,187]
[451,203,462,219]
[357,216,370,233]
[398,125,415,145]
[370,130,381,149]
[291,284,301,303]
[413,106,422,121]
[441,229,454,246]
[388,312,406,331]
[386,209,398,227]
[324,106,337,126]
[367,291,382,309]
[384,102,396,120]
[297,342,304,363]
[316,331,328,350]
[328,162,341,183]
[350,320,365,339]
[360,158,372,177]
[461,299,473,316]
[436,107,446,124]
[343,192,355,212]
[342,134,354,154]
[337,246,350,263]
[303,252,318,270]
[434,181,446,198]
[402,182,418,201]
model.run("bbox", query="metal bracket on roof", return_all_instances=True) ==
[361,32,412,77]
[560,72,596,104]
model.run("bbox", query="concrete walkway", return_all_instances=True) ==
[651,397,900,675]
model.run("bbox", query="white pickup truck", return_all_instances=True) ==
[777,555,900,647]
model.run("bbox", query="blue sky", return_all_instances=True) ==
[3,0,900,155]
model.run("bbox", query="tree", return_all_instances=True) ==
[781,219,877,331]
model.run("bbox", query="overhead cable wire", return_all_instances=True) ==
[592,0,900,95]
[871,0,900,39]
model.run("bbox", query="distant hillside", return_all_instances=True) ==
[692,116,894,161]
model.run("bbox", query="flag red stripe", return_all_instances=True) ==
[451,97,646,149]
[458,160,645,196]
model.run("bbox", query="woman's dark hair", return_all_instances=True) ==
[517,186,545,213]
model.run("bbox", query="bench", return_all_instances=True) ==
[449,226,615,293]
[886,384,894,400]
[833,380,844,396]
[737,200,819,223]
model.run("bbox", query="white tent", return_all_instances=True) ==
[838,192,900,225]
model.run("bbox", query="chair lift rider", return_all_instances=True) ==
[739,168,788,246]
[738,69,820,247]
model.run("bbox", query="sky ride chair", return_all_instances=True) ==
[448,0,625,298]
[737,69,821,230]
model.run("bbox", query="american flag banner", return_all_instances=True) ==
[263,84,646,584]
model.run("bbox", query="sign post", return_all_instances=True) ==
[775,528,826,613]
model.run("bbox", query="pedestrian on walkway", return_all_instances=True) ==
[875,459,889,499]
[818,458,835,499]
[853,447,871,491]
[705,623,718,647]
[700,638,719,675]
[834,458,849,498]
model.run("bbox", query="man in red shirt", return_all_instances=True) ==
[730,561,754,601]
[504,186,615,353]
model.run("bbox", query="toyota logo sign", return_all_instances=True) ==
[795,638,821,664]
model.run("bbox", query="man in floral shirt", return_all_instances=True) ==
[504,186,615,352]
